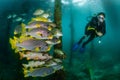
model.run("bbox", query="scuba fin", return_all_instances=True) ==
[79,47,85,53]
[72,43,79,51]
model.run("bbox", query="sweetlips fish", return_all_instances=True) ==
[7,13,25,22]
[53,49,66,59]
[26,27,53,39]
[25,64,63,77]
[26,21,56,31]
[33,9,44,16]
[23,61,45,68]
[51,28,62,38]
[19,52,52,60]
[26,67,54,77]
[14,23,26,35]
[45,37,61,45]
[16,39,51,52]
[41,13,50,18]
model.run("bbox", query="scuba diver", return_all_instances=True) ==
[72,12,106,52]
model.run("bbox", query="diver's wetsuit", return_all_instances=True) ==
[78,16,106,48]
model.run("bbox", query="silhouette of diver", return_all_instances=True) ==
[72,12,106,52]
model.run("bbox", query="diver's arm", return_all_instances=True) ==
[96,22,106,36]
[102,22,106,35]
[96,31,103,36]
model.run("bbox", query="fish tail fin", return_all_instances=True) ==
[21,23,26,34]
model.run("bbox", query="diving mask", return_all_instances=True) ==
[98,15,104,22]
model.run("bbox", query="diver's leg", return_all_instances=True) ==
[78,35,86,44]
[82,34,95,48]
[79,34,95,52]
[72,35,87,51]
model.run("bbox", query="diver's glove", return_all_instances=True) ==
[72,43,79,51]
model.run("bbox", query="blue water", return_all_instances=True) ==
[0,0,120,80]
[62,0,120,80]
